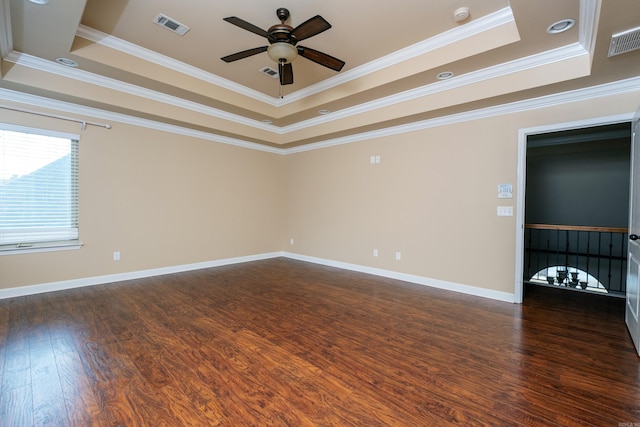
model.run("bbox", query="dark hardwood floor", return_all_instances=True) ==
[0,257,638,426]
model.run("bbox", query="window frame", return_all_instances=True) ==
[0,123,82,255]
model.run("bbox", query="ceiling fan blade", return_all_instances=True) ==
[221,46,268,62]
[223,16,269,38]
[297,46,345,72]
[279,62,294,85]
[291,15,331,42]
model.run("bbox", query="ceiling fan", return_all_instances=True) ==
[221,8,345,86]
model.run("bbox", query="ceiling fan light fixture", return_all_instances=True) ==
[267,42,298,64]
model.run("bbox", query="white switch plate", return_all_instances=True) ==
[395,251,401,260]
[497,206,513,216]
[373,249,378,257]
[113,251,120,261]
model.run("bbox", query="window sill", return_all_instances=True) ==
[0,241,83,255]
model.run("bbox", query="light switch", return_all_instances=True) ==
[497,206,513,216]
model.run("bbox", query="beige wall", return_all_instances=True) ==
[1,91,638,296]
[284,93,640,295]
[0,110,285,289]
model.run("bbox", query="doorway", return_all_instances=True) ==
[515,118,634,303]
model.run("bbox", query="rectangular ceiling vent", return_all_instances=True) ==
[608,26,640,57]
[259,67,279,79]
[153,14,190,36]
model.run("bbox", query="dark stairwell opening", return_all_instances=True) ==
[524,122,632,297]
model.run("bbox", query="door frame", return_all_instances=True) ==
[514,113,635,303]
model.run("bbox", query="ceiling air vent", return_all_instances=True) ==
[153,14,190,36]
[608,26,640,57]
[259,67,279,79]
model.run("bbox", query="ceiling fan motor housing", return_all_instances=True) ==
[221,7,345,86]
[268,24,296,44]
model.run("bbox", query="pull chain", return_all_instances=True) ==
[279,59,285,99]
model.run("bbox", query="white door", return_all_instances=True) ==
[626,107,640,356]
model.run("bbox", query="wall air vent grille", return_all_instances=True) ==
[259,67,279,79]
[608,26,640,57]
[153,14,190,36]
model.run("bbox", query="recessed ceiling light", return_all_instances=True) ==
[55,57,78,67]
[319,109,330,115]
[547,19,575,34]
[436,71,454,80]
[28,0,49,4]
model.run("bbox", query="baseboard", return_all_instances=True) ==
[0,251,516,303]
[283,252,516,303]
[0,252,283,299]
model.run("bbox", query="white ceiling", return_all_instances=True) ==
[1,0,639,148]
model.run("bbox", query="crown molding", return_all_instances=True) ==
[281,42,588,133]
[0,0,13,58]
[279,6,516,104]
[1,1,597,138]
[6,51,277,133]
[2,76,637,157]
[579,0,600,55]
[283,76,640,154]
[0,87,282,154]
[4,38,589,139]
[75,7,515,108]
[76,25,282,107]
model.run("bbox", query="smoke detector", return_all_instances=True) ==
[453,7,470,23]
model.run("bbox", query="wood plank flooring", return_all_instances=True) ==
[0,257,638,426]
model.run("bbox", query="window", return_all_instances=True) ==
[0,125,79,252]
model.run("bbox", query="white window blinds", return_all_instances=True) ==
[0,126,79,246]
